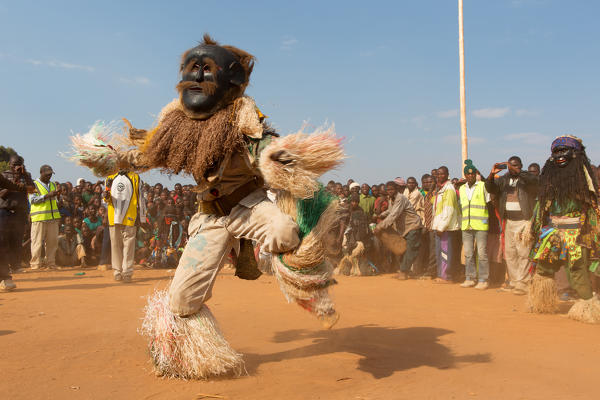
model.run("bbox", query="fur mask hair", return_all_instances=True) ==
[177,34,255,118]
[538,147,599,211]
[140,102,245,182]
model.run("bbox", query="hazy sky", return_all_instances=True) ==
[1,0,599,186]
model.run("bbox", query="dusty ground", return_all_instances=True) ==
[1,267,599,400]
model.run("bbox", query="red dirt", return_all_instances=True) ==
[1,267,599,400]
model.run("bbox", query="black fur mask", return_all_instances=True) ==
[539,147,598,209]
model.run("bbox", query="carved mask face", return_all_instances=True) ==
[178,45,246,118]
[551,146,574,168]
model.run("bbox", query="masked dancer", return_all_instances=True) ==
[528,135,600,323]
[69,35,345,378]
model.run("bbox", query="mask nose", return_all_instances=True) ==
[193,68,204,83]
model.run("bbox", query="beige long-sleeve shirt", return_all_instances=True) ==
[378,192,423,237]
[403,187,425,222]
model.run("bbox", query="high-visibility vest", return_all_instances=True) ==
[459,181,489,231]
[106,172,140,226]
[30,180,61,222]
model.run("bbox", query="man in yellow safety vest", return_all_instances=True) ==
[459,160,491,290]
[29,164,62,269]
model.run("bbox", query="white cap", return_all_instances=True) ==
[349,182,360,190]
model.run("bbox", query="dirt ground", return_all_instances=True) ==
[1,267,599,400]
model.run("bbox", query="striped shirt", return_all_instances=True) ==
[505,179,524,220]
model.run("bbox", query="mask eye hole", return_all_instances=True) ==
[203,64,211,73]
[552,146,569,155]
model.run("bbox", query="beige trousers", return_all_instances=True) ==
[30,220,60,268]
[109,224,137,277]
[504,219,532,291]
[169,190,300,317]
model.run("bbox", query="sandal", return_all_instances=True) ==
[498,283,515,292]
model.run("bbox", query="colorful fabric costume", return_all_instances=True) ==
[527,135,600,323]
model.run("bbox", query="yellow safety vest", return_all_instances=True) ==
[459,182,489,231]
[30,180,61,222]
[106,172,140,227]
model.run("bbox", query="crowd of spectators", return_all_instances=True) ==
[324,159,600,298]
[4,174,197,272]
[2,155,599,299]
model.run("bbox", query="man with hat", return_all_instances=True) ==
[29,164,62,269]
[459,160,491,289]
[394,177,407,194]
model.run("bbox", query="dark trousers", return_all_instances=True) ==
[99,225,111,265]
[399,228,422,272]
[415,229,437,276]
[0,209,26,280]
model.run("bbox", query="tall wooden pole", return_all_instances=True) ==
[458,0,468,174]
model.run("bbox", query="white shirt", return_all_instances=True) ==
[464,181,490,202]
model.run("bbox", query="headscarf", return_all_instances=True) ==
[551,134,583,151]
[463,159,477,175]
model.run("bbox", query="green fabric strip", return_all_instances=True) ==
[296,185,335,239]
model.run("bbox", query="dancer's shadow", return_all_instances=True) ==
[243,325,491,379]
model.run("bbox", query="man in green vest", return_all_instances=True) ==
[459,160,491,289]
[29,164,62,269]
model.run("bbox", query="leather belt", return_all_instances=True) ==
[199,180,262,217]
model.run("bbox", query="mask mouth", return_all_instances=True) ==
[178,80,218,97]
[556,157,568,166]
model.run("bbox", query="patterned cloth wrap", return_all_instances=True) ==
[530,199,600,273]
